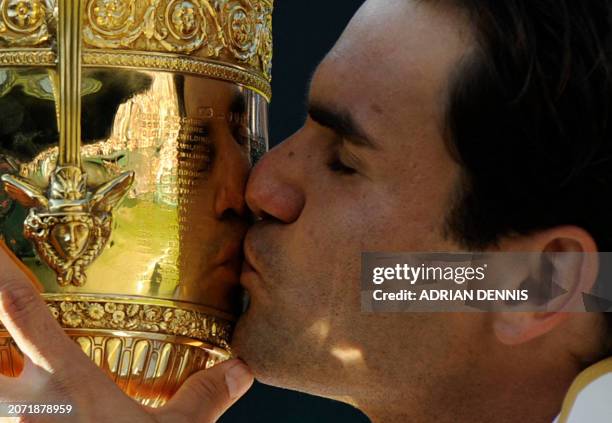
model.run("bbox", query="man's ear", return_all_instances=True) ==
[492,226,599,346]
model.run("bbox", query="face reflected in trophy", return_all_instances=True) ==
[0,0,272,407]
[177,75,256,311]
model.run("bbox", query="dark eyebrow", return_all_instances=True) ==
[307,102,380,150]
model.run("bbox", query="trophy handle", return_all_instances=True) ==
[0,0,134,287]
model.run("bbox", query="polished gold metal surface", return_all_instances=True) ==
[3,0,136,287]
[0,0,271,406]
[0,330,227,407]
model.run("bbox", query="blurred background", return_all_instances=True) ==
[220,1,370,422]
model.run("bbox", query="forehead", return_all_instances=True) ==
[310,0,472,143]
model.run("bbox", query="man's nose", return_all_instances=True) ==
[213,141,249,220]
[245,141,305,223]
[214,184,247,220]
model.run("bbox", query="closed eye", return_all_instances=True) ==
[327,156,357,175]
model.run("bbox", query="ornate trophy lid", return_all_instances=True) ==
[0,0,273,100]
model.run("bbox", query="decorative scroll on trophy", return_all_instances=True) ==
[0,0,271,406]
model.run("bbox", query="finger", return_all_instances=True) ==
[0,245,81,371]
[0,240,43,292]
[0,355,52,397]
[157,359,254,422]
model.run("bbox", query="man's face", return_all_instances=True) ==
[232,0,486,405]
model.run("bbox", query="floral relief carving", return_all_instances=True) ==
[32,300,232,348]
[0,0,52,46]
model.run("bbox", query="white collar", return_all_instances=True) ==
[555,357,612,422]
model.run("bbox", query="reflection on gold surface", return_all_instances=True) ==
[2,0,137,287]
[0,57,270,412]
[6,70,267,307]
[0,67,268,404]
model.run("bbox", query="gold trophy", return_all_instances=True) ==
[0,0,271,406]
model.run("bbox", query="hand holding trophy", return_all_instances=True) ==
[0,242,254,421]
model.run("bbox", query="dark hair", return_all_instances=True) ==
[442,0,612,351]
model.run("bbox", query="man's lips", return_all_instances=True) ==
[241,259,256,276]
[240,260,260,290]
[242,237,260,272]
[206,241,244,283]
[240,243,261,290]
[214,241,243,267]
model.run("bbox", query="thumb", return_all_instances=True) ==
[157,358,254,422]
